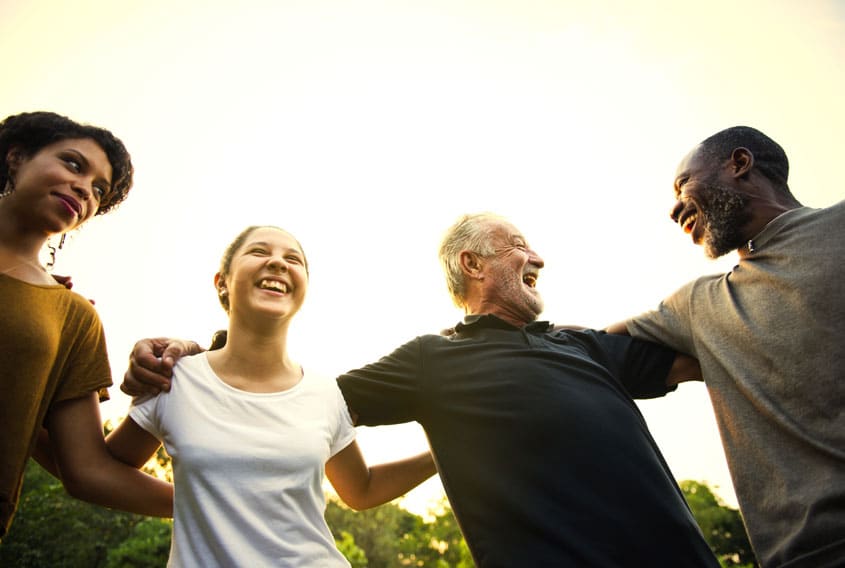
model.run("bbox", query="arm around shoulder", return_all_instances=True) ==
[44,393,173,517]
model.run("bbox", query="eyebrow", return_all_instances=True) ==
[246,241,303,254]
[673,175,687,196]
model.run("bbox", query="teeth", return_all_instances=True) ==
[259,279,287,293]
[523,274,537,288]
[682,213,698,234]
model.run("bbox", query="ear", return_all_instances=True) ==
[5,146,24,173]
[214,273,226,294]
[459,250,484,279]
[729,147,754,179]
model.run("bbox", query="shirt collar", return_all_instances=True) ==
[455,313,553,333]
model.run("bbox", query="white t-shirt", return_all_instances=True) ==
[130,353,356,567]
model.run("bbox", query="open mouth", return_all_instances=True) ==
[522,273,537,288]
[678,209,699,235]
[258,279,288,293]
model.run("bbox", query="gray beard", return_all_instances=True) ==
[700,183,752,258]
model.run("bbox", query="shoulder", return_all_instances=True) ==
[551,328,628,353]
[66,289,101,317]
[172,352,210,377]
[809,200,845,226]
[302,370,341,394]
[819,199,845,215]
[656,274,723,307]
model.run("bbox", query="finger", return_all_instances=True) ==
[122,362,171,394]
[159,339,198,371]
[120,369,157,397]
[131,339,174,375]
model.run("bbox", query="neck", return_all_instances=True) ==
[465,306,531,328]
[206,319,301,392]
[0,235,52,284]
[737,195,802,258]
[0,200,52,259]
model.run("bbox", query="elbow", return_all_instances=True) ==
[338,494,371,511]
[60,471,97,502]
[58,462,105,503]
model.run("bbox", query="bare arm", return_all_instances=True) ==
[106,415,166,470]
[325,441,437,511]
[121,337,203,396]
[666,353,702,386]
[44,393,173,517]
[604,321,629,335]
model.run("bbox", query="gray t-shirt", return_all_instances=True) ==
[627,201,845,568]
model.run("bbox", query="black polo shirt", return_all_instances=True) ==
[337,315,718,567]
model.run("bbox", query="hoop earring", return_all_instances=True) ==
[46,234,67,269]
[2,173,14,196]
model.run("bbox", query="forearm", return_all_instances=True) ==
[360,451,436,509]
[62,458,173,517]
[667,353,703,386]
[604,321,630,335]
[329,448,437,511]
[46,394,173,518]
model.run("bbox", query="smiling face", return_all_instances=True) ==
[4,138,112,235]
[671,146,753,258]
[218,227,308,323]
[478,219,545,325]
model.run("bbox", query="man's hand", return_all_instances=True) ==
[52,274,73,290]
[53,274,97,304]
[121,338,203,396]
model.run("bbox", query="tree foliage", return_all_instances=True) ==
[1,461,756,568]
[681,480,758,568]
[0,462,147,568]
[325,497,473,567]
[104,517,172,568]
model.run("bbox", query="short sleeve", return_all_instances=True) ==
[329,382,356,457]
[626,281,697,355]
[129,393,164,441]
[581,330,677,399]
[336,338,423,426]
[53,296,112,405]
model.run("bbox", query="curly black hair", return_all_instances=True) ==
[0,111,134,215]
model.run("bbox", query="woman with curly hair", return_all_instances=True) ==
[0,111,172,538]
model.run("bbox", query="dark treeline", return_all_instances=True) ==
[1,460,755,567]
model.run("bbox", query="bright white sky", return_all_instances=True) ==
[3,0,843,514]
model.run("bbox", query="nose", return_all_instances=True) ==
[71,177,94,200]
[266,255,288,272]
[670,198,684,223]
[528,249,545,268]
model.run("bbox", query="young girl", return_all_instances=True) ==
[106,225,436,566]
[0,111,172,537]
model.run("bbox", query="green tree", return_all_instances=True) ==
[0,461,145,568]
[335,530,368,568]
[396,498,473,567]
[326,497,474,567]
[326,498,420,567]
[681,480,757,568]
[104,517,172,568]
